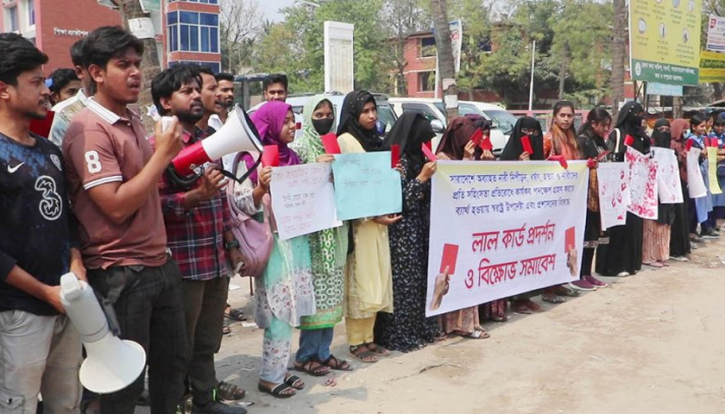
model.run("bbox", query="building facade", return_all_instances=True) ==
[0,0,221,75]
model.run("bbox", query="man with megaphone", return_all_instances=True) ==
[151,65,247,414]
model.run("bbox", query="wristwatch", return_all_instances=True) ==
[224,240,240,250]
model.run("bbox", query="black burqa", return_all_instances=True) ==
[375,112,440,352]
[337,90,385,152]
[597,102,648,276]
[500,117,545,161]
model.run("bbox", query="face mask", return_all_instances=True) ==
[312,118,334,135]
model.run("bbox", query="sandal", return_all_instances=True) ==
[524,299,542,312]
[512,301,532,314]
[319,355,353,371]
[460,329,489,339]
[258,382,296,398]
[541,293,566,304]
[284,374,305,390]
[349,345,378,363]
[217,381,245,401]
[365,343,391,356]
[226,307,247,322]
[294,360,330,377]
[222,321,231,335]
[553,285,580,297]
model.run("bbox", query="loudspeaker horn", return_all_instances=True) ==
[60,273,146,394]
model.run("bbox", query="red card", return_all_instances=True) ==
[469,129,483,146]
[262,145,279,167]
[565,226,576,253]
[521,135,534,154]
[548,155,568,169]
[29,111,55,139]
[686,139,694,151]
[321,133,341,154]
[480,135,493,151]
[391,144,400,168]
[710,138,718,148]
[624,134,634,146]
[423,140,433,151]
[421,143,437,161]
[440,243,459,275]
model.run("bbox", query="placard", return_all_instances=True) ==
[597,162,630,230]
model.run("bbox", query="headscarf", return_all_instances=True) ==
[670,118,689,182]
[500,116,544,161]
[611,101,650,155]
[651,118,671,148]
[337,90,384,152]
[670,118,689,145]
[293,95,335,164]
[383,112,435,180]
[250,100,300,166]
[435,114,492,161]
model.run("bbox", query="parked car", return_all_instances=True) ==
[249,92,398,137]
[388,98,517,156]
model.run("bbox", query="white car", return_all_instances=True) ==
[388,97,517,156]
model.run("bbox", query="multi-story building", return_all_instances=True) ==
[0,0,221,74]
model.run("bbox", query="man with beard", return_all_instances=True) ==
[151,64,246,414]
[208,72,235,132]
[0,32,85,414]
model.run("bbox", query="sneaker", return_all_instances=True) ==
[703,229,721,239]
[690,242,699,250]
[691,235,705,243]
[669,256,689,262]
[584,274,608,288]
[568,280,596,291]
[191,401,247,414]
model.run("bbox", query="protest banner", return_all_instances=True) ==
[270,163,341,240]
[426,161,588,316]
[687,150,707,198]
[708,147,723,194]
[652,148,684,204]
[626,147,658,219]
[331,152,403,220]
[597,163,629,230]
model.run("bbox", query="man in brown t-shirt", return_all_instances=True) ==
[62,26,188,414]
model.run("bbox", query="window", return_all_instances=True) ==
[8,6,18,32]
[167,11,219,53]
[169,60,220,74]
[417,71,435,92]
[27,0,35,26]
[419,36,436,58]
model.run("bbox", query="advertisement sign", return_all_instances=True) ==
[629,0,701,85]
[706,14,725,51]
[699,50,725,83]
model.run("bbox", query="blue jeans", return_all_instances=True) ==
[296,328,333,363]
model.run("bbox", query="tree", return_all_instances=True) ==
[430,0,459,120]
[382,0,430,96]
[611,0,626,120]
[219,0,262,74]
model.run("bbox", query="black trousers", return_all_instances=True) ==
[88,258,190,414]
[182,276,229,406]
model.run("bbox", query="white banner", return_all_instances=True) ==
[626,147,658,219]
[707,15,725,52]
[426,161,588,316]
[652,148,684,204]
[597,162,629,230]
[270,163,341,240]
[687,150,707,198]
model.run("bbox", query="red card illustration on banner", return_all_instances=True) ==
[262,145,280,167]
[29,111,55,139]
[321,133,341,154]
[440,243,460,275]
[469,128,483,146]
[391,144,400,168]
[521,135,534,154]
[564,226,576,253]
[421,143,437,161]
[624,134,634,146]
[548,155,568,169]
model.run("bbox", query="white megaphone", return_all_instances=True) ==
[60,273,146,394]
[165,104,263,190]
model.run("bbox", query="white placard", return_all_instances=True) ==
[426,161,589,316]
[270,163,341,240]
[652,148,684,204]
[626,147,659,220]
[597,162,629,230]
[687,150,707,198]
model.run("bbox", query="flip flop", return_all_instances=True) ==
[461,330,489,339]
[258,382,295,398]
[217,381,245,401]
[541,294,566,304]
[349,345,378,363]
[226,307,247,322]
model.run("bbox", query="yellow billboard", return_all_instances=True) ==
[629,0,702,85]
[699,50,725,83]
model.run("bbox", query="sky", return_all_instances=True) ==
[260,0,297,21]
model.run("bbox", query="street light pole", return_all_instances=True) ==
[528,40,536,114]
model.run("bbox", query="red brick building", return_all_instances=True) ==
[399,31,437,98]
[1,0,221,75]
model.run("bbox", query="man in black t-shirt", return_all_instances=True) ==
[0,34,85,414]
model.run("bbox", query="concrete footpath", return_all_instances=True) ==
[136,238,725,414]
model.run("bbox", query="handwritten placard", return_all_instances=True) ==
[597,162,629,230]
[426,161,589,316]
[626,147,658,220]
[270,163,341,240]
[652,148,684,204]
[331,152,403,220]
[687,150,707,198]
[708,147,723,195]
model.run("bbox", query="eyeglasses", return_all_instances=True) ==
[521,128,540,136]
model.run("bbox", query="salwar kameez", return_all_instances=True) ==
[642,219,671,263]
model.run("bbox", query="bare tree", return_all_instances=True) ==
[430,0,459,120]
[383,0,429,96]
[219,0,262,74]
[611,0,626,120]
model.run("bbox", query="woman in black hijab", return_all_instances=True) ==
[641,119,675,268]
[374,113,441,352]
[500,116,545,161]
[597,101,648,277]
[337,90,385,152]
